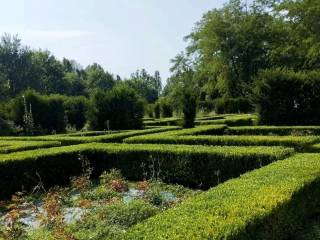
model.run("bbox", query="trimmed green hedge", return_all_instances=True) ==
[0,127,180,145]
[155,125,227,136]
[0,141,61,154]
[196,114,256,126]
[124,134,319,151]
[143,118,180,126]
[228,126,320,136]
[123,153,320,240]
[0,143,292,197]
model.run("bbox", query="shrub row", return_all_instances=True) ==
[123,153,320,240]
[0,127,180,145]
[0,141,61,154]
[196,114,256,126]
[228,126,320,136]
[156,125,227,136]
[124,134,320,151]
[143,118,180,126]
[214,97,253,114]
[0,143,292,197]
[255,68,320,125]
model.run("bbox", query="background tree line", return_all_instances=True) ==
[1,0,320,135]
[164,0,320,125]
[0,34,163,134]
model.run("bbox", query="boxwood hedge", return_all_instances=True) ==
[195,114,257,126]
[123,153,320,240]
[0,126,180,145]
[228,126,320,136]
[125,134,319,151]
[0,140,61,154]
[0,143,292,197]
[143,118,180,126]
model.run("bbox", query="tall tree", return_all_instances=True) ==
[85,63,115,92]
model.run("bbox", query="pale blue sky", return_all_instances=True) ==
[0,0,230,82]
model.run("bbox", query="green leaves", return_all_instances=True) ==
[0,142,292,197]
[123,153,320,239]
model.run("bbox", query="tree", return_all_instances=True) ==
[0,34,33,96]
[165,52,199,127]
[186,0,281,99]
[85,63,115,92]
[125,69,162,103]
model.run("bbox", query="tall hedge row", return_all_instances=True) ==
[255,69,320,125]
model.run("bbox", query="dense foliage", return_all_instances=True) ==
[88,84,144,130]
[0,141,291,197]
[255,68,320,125]
[124,153,320,239]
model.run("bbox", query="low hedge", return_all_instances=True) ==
[124,135,320,151]
[0,143,292,197]
[155,125,227,136]
[123,153,320,240]
[196,115,256,126]
[143,118,180,127]
[0,141,61,154]
[228,126,320,136]
[0,127,180,145]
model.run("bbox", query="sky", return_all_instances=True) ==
[0,0,229,83]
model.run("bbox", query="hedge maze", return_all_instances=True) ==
[1,114,320,239]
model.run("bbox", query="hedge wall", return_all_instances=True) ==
[0,140,61,154]
[228,126,320,136]
[0,143,292,197]
[125,134,319,151]
[123,153,320,240]
[0,127,180,145]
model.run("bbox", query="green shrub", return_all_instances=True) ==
[88,84,144,130]
[196,114,256,126]
[0,143,292,197]
[255,68,320,125]
[0,126,180,145]
[159,97,173,118]
[0,118,17,136]
[145,104,154,118]
[214,97,253,114]
[125,134,319,151]
[64,96,89,130]
[143,118,180,127]
[154,102,160,119]
[228,126,320,136]
[69,200,159,240]
[123,153,320,240]
[10,90,66,134]
[182,90,197,128]
[0,140,61,154]
[135,125,227,137]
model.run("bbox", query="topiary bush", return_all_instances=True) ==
[10,90,66,134]
[154,102,160,119]
[0,117,17,136]
[214,97,253,114]
[88,84,144,130]
[255,68,320,125]
[64,96,89,130]
[182,90,197,128]
[159,97,173,118]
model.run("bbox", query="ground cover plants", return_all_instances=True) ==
[0,169,199,240]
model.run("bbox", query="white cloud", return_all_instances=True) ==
[0,26,95,40]
[23,29,95,39]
